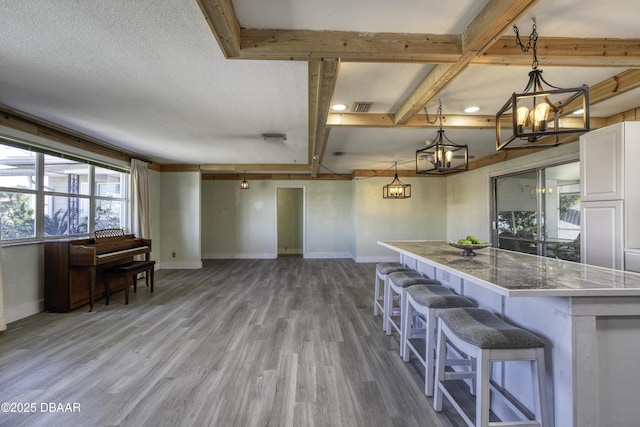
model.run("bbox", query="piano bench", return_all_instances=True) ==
[104,260,155,305]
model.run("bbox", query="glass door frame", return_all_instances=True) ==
[490,159,580,261]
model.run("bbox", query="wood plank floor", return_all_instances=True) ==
[0,258,466,427]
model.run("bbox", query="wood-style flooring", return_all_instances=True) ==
[0,258,466,426]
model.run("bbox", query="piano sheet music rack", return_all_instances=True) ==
[44,229,152,312]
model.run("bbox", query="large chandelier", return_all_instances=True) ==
[416,100,468,175]
[383,162,411,199]
[496,21,590,150]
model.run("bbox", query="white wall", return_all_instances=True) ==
[201,179,353,259]
[1,244,43,323]
[354,176,448,262]
[159,171,202,269]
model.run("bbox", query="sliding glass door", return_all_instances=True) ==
[493,162,581,262]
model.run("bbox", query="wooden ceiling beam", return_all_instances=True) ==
[476,37,640,67]
[239,29,461,62]
[394,0,539,125]
[236,28,640,67]
[310,59,340,178]
[196,0,242,58]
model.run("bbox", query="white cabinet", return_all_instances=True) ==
[580,122,640,270]
[581,200,623,269]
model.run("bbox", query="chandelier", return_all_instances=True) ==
[383,162,411,199]
[240,170,249,189]
[416,100,468,175]
[496,20,590,150]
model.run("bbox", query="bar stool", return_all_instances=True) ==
[402,285,475,396]
[385,270,438,357]
[433,307,548,427]
[374,262,412,330]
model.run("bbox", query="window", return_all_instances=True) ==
[0,138,129,242]
[492,161,581,262]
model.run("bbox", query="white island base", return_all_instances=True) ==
[379,240,640,427]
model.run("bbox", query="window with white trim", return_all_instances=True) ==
[0,140,129,242]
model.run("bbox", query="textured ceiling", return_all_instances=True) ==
[0,0,638,174]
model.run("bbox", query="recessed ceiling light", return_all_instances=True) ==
[332,103,348,111]
[464,106,480,113]
[573,109,584,115]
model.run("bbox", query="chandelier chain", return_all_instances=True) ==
[513,21,538,69]
[423,98,443,128]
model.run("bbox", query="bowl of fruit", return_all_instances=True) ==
[447,236,490,257]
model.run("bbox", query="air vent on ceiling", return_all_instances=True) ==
[262,133,287,142]
[352,102,372,113]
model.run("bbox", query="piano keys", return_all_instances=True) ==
[44,230,151,312]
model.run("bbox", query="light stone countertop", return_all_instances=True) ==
[379,240,640,297]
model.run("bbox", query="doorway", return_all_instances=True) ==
[276,186,305,257]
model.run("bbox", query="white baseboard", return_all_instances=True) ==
[5,299,44,324]
[202,253,277,259]
[158,261,203,269]
[303,252,353,259]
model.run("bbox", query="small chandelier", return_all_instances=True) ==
[240,170,249,189]
[383,162,411,199]
[496,20,590,150]
[416,100,468,175]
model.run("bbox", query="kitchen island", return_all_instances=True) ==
[379,240,640,427]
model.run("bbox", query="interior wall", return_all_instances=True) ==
[445,141,581,243]
[1,244,43,323]
[353,176,448,262]
[201,179,353,259]
[277,187,303,255]
[159,171,202,269]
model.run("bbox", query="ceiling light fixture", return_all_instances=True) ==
[240,170,249,189]
[331,103,348,111]
[464,106,480,113]
[496,20,590,150]
[416,99,468,175]
[383,162,411,199]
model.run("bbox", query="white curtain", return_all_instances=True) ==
[130,159,152,248]
[0,244,6,331]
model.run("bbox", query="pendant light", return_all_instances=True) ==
[240,170,249,189]
[383,162,411,199]
[416,100,468,175]
[496,20,590,150]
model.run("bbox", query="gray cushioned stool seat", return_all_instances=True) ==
[438,307,545,349]
[407,285,474,309]
[376,262,412,275]
[388,270,439,288]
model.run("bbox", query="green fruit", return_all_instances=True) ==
[459,239,472,245]
[466,235,482,244]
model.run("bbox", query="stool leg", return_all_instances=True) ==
[533,347,548,426]
[150,267,154,293]
[402,296,412,362]
[374,272,382,317]
[384,277,392,335]
[125,277,130,304]
[476,351,491,427]
[425,308,436,396]
[433,320,447,412]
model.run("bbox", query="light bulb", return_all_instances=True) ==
[533,103,550,131]
[516,106,530,133]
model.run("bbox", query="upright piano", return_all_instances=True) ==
[44,229,151,312]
